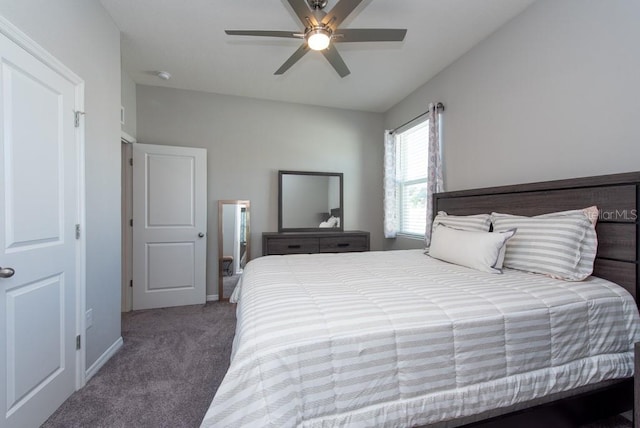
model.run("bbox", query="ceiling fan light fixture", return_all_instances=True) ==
[306,28,331,51]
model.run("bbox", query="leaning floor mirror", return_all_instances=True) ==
[218,200,250,301]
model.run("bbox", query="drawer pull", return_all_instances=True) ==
[337,243,350,247]
[288,244,301,249]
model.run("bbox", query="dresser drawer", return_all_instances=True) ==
[319,235,368,253]
[262,231,370,256]
[266,237,319,255]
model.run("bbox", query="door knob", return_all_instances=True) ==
[0,266,15,278]
[198,232,205,238]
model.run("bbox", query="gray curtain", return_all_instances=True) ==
[383,130,397,238]
[424,102,444,247]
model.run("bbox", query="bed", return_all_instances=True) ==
[201,172,640,427]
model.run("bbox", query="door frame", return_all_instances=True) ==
[0,16,87,388]
[121,133,135,312]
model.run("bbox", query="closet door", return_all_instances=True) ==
[132,143,207,309]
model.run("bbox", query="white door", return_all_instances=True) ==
[0,31,81,427]
[132,143,207,310]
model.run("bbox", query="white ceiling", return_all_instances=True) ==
[101,0,536,113]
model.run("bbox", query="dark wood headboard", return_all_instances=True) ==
[433,172,640,302]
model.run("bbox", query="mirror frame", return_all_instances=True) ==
[278,170,344,233]
[218,199,250,301]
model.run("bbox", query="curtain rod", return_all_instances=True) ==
[389,102,445,134]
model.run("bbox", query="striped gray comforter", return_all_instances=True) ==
[201,250,640,427]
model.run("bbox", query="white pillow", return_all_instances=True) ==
[428,225,517,274]
[319,216,339,228]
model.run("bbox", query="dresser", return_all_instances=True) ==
[262,231,370,256]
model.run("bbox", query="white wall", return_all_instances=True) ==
[121,65,137,139]
[0,1,122,368]
[136,85,384,296]
[384,0,640,250]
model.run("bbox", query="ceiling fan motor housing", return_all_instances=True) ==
[308,0,328,10]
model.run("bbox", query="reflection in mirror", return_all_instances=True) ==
[218,200,250,301]
[279,171,343,232]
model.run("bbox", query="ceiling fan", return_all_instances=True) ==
[225,0,407,78]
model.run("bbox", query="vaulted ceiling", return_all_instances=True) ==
[101,0,536,112]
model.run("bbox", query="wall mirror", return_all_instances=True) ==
[278,170,343,232]
[218,200,250,301]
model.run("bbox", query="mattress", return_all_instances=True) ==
[201,249,640,427]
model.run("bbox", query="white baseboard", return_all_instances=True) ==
[85,336,123,382]
[206,294,219,302]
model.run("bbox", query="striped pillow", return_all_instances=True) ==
[536,207,598,279]
[432,212,492,232]
[491,211,597,281]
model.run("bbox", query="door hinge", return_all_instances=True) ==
[76,335,81,350]
[129,280,133,288]
[129,219,133,227]
[74,111,85,128]
[129,158,133,166]
[75,224,81,239]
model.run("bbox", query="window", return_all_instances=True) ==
[394,119,430,237]
[384,103,443,242]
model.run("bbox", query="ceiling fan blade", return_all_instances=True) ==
[285,0,318,26]
[321,0,364,30]
[225,30,302,39]
[334,29,407,43]
[275,44,310,75]
[322,47,350,78]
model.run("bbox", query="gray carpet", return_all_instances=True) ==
[582,416,632,428]
[42,302,632,428]
[42,302,236,428]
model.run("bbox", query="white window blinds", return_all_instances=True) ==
[395,119,429,236]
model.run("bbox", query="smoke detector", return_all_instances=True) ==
[155,71,171,80]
